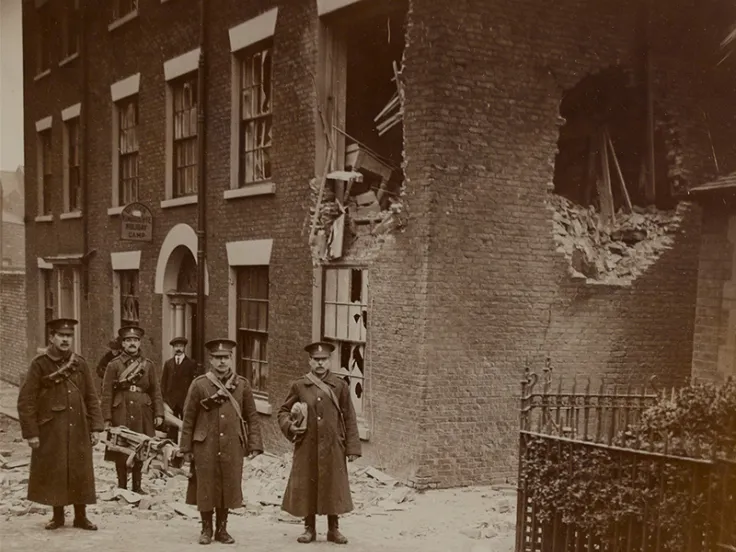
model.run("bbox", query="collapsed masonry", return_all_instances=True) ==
[551,67,684,284]
[309,6,408,263]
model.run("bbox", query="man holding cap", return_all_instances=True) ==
[101,325,164,494]
[179,338,263,545]
[278,341,362,545]
[161,336,197,442]
[17,318,104,531]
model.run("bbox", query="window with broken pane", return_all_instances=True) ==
[112,0,137,21]
[119,270,140,327]
[239,44,273,186]
[323,267,368,419]
[172,76,198,198]
[119,97,139,205]
[237,266,269,396]
[40,130,52,215]
[66,118,81,211]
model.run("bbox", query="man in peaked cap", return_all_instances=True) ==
[180,338,263,545]
[17,318,105,531]
[161,336,197,443]
[278,341,362,545]
[101,325,164,494]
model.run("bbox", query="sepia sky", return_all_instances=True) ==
[0,0,24,172]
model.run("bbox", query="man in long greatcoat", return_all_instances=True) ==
[180,338,263,545]
[278,341,362,545]
[101,325,164,494]
[17,318,104,531]
[161,336,197,443]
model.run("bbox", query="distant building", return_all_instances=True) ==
[21,0,736,487]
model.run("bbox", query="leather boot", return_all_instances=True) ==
[115,461,128,490]
[327,515,348,544]
[131,464,145,495]
[72,504,98,530]
[297,514,316,543]
[199,511,213,545]
[45,506,65,530]
[214,508,235,544]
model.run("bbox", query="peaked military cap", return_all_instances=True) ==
[205,338,237,356]
[304,341,335,359]
[170,336,188,346]
[118,325,145,340]
[47,318,78,333]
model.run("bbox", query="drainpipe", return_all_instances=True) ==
[81,1,91,297]
[195,0,207,374]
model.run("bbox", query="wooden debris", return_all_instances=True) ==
[2,458,30,470]
[605,129,633,213]
[172,502,200,518]
[597,131,615,225]
[327,170,363,182]
[115,488,143,504]
[364,466,395,485]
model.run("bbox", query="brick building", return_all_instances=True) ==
[22,0,736,487]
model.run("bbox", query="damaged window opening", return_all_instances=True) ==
[551,67,685,284]
[310,1,409,263]
[323,267,368,419]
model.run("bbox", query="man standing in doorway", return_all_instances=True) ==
[101,326,164,494]
[179,338,263,545]
[161,336,197,443]
[17,318,104,531]
[278,341,362,545]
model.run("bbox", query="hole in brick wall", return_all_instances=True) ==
[310,2,409,263]
[550,67,686,285]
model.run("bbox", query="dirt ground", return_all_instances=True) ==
[0,415,516,552]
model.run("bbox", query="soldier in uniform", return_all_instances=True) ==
[17,318,104,530]
[161,336,197,442]
[179,338,263,545]
[101,325,164,494]
[278,341,362,545]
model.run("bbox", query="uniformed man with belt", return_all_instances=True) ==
[101,325,164,494]
[17,318,104,531]
[179,338,263,545]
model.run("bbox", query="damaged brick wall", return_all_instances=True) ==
[397,0,727,488]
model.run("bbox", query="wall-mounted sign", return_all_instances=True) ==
[120,202,153,242]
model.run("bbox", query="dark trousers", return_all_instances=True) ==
[115,459,143,491]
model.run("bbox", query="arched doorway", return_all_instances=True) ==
[154,223,209,364]
[166,248,200,361]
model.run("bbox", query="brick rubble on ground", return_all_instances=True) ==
[548,193,684,284]
[0,447,416,521]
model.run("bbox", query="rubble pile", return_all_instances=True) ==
[0,448,414,521]
[548,194,684,284]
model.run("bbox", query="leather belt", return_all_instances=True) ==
[128,385,143,393]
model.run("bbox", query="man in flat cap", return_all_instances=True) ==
[180,338,263,545]
[278,341,361,545]
[95,336,122,381]
[101,325,164,494]
[17,318,104,531]
[161,336,197,443]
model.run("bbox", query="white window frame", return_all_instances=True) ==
[226,9,278,200]
[109,73,141,215]
[163,49,200,209]
[109,0,138,32]
[227,239,273,414]
[37,258,82,353]
[35,117,53,222]
[61,104,82,217]
[111,251,142,334]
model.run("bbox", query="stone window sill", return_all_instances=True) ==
[60,211,82,220]
[34,214,53,223]
[34,69,51,82]
[59,53,79,67]
[108,11,138,32]
[224,182,276,200]
[107,206,124,216]
[255,398,272,416]
[161,195,197,209]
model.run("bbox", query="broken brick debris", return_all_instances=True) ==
[549,193,683,284]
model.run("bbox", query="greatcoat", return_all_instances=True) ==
[179,372,263,512]
[278,371,361,517]
[101,352,164,462]
[17,350,104,506]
